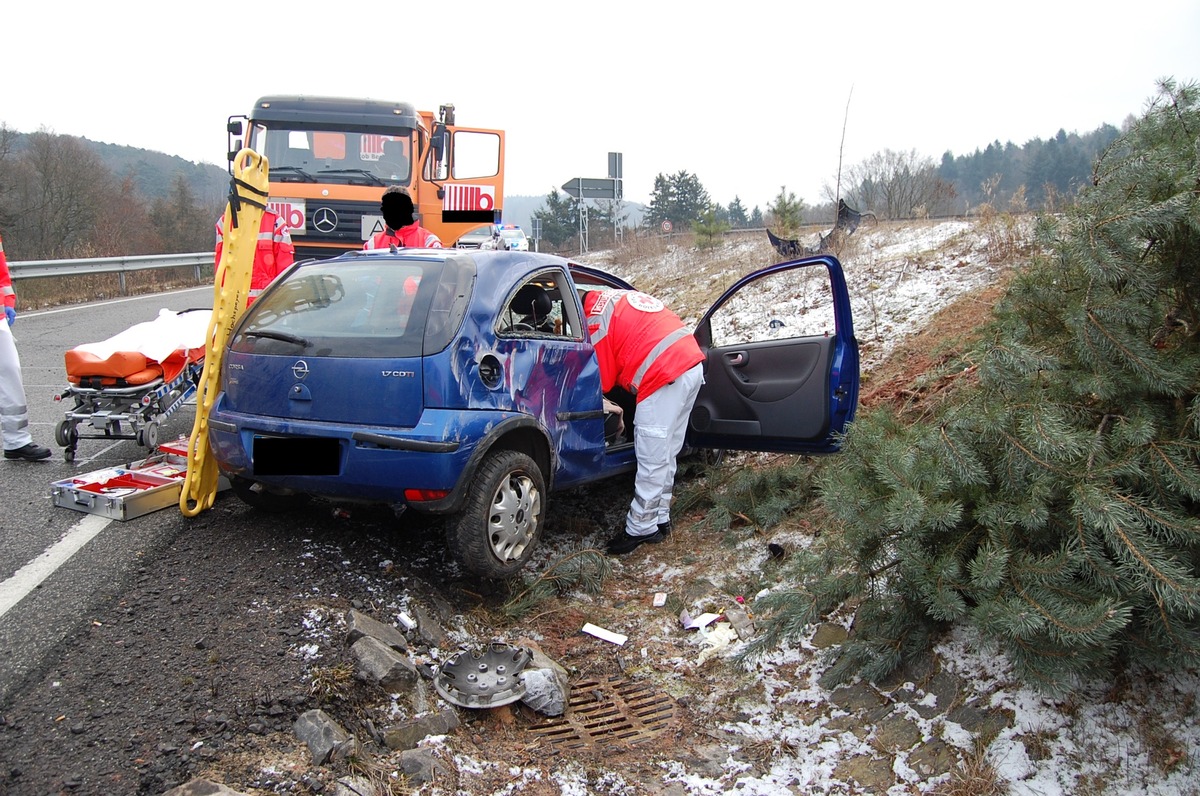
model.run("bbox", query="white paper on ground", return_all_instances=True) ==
[581,622,627,646]
[679,608,722,630]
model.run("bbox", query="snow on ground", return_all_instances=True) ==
[564,219,1200,796]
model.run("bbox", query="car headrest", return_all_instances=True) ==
[512,284,552,320]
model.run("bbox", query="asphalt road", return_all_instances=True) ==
[0,286,214,704]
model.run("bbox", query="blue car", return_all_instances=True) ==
[208,248,859,578]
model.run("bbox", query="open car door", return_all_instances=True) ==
[687,254,859,454]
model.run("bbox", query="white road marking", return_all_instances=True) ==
[0,514,111,618]
[77,439,133,467]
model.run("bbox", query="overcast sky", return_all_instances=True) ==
[5,1,1198,213]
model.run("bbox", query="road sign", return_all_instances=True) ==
[608,152,623,179]
[661,220,673,233]
[562,177,620,200]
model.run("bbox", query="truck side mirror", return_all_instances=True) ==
[227,120,243,136]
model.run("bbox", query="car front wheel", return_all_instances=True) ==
[448,450,545,578]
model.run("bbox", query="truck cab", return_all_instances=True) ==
[228,96,504,259]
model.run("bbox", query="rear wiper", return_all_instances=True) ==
[318,168,386,186]
[269,165,317,182]
[244,329,311,348]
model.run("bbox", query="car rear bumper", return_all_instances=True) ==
[208,400,525,507]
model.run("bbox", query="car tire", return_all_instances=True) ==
[229,475,312,513]
[448,449,545,578]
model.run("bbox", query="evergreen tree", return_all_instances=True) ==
[727,196,749,229]
[693,206,729,249]
[646,170,710,230]
[532,188,579,248]
[767,186,804,236]
[149,174,213,253]
[751,80,1200,693]
[645,173,674,229]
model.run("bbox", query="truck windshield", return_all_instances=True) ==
[249,125,416,185]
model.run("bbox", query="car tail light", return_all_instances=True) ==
[405,488,449,502]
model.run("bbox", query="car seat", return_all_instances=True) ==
[510,284,555,333]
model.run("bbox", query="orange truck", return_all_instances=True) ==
[227,96,504,259]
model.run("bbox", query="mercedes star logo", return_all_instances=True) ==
[313,207,338,233]
[292,360,310,380]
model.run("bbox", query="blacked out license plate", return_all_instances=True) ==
[253,436,340,476]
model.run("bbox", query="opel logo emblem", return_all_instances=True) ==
[313,207,338,233]
[292,360,310,380]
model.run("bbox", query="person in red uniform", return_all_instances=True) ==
[364,186,442,250]
[0,233,52,461]
[213,208,295,305]
[583,289,705,554]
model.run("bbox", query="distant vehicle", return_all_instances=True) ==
[227,96,505,259]
[207,249,859,578]
[496,225,529,252]
[455,225,495,249]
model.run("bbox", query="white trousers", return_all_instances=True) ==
[0,321,33,451]
[626,363,704,536]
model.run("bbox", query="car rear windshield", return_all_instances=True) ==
[229,255,476,358]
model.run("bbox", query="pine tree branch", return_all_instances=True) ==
[1111,491,1200,543]
[1014,583,1115,635]
[1086,413,1115,472]
[1107,520,1200,603]
[1085,310,1158,377]
[867,558,900,579]
[998,429,1070,477]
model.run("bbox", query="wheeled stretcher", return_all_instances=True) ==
[55,308,211,461]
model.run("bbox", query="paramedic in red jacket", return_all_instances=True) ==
[584,289,705,554]
[0,234,52,461]
[364,186,442,250]
[213,208,295,305]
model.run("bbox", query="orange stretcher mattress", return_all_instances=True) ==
[65,347,204,387]
[65,308,210,388]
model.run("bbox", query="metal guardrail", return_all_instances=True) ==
[8,252,211,280]
[9,252,212,296]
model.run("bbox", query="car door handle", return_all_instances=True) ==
[726,351,747,367]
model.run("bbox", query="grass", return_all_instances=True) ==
[928,742,1006,796]
[309,661,355,704]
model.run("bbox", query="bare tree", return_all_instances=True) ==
[5,130,114,258]
[150,174,220,253]
[92,175,162,256]
[844,149,955,219]
[0,123,21,231]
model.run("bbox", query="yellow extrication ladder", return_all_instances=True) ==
[180,149,269,517]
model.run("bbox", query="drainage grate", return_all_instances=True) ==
[528,675,677,751]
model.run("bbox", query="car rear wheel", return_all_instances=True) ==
[448,450,545,578]
[229,475,312,513]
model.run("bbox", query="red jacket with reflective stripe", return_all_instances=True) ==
[0,235,14,309]
[363,223,442,250]
[584,290,704,402]
[214,210,295,303]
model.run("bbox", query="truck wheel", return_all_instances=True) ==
[229,475,311,513]
[448,450,545,578]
